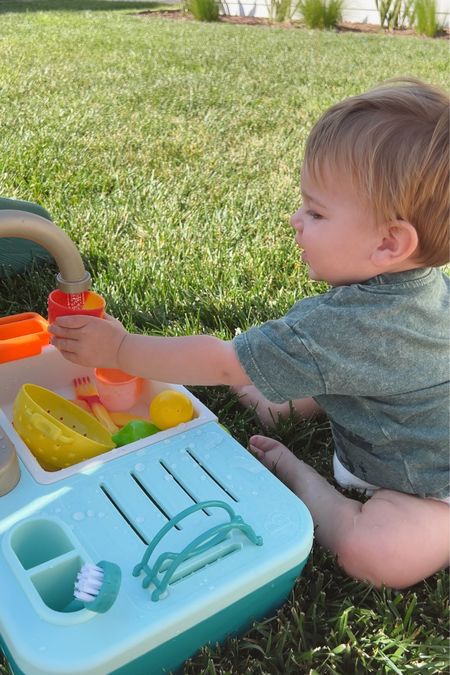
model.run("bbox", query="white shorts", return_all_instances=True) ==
[333,453,450,505]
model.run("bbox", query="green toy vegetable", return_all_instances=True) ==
[112,420,160,447]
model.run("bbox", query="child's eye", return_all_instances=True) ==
[307,210,322,220]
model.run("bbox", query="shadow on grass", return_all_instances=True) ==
[0,0,173,14]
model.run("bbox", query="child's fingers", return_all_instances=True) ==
[56,347,85,366]
[51,336,76,353]
[48,323,82,339]
[51,333,97,367]
[48,324,67,337]
[53,315,101,329]
[49,313,126,368]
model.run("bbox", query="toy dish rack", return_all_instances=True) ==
[0,339,313,675]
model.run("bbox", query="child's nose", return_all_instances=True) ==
[290,208,303,231]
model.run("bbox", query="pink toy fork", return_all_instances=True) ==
[73,376,119,434]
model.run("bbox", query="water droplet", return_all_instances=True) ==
[73,512,85,521]
[134,463,145,472]
[136,516,144,523]
[87,510,95,517]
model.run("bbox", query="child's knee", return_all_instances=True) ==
[335,528,392,588]
[334,494,449,589]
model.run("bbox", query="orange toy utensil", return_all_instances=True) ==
[73,377,119,434]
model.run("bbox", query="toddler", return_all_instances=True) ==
[50,78,450,589]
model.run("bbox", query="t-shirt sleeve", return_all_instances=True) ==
[233,300,328,403]
[233,281,436,403]
[232,286,389,403]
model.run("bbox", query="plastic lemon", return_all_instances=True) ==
[149,390,194,430]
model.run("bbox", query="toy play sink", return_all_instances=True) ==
[0,345,215,485]
[0,344,314,675]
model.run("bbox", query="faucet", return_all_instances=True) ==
[0,210,91,294]
[0,208,94,495]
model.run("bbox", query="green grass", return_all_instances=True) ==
[0,3,449,673]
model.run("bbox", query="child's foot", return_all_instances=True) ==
[249,434,307,491]
[233,385,293,426]
[249,434,344,516]
[232,385,322,426]
[249,439,450,589]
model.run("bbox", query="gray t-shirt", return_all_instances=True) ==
[233,268,449,500]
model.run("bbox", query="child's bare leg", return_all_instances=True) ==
[232,385,323,426]
[250,435,450,588]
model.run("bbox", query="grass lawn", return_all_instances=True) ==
[0,2,448,673]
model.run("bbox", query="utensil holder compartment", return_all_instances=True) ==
[10,518,74,570]
[4,518,91,618]
[30,555,84,613]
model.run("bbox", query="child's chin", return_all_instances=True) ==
[304,263,326,283]
[309,270,332,284]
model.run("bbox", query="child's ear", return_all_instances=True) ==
[371,220,419,268]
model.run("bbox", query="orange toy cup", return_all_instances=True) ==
[47,290,106,324]
[94,368,144,412]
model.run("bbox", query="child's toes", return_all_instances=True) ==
[248,436,291,473]
[249,435,285,454]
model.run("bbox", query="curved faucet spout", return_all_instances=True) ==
[0,210,91,293]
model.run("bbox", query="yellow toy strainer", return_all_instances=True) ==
[13,384,115,471]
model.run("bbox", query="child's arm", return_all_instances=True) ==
[49,314,251,387]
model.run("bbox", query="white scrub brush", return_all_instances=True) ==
[68,560,121,613]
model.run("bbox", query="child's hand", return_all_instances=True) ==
[49,314,128,368]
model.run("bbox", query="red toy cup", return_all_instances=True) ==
[47,290,106,324]
[94,368,144,411]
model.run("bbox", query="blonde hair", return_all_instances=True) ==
[304,78,450,267]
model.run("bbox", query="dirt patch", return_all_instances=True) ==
[137,9,450,40]
[137,9,271,25]
[136,9,449,38]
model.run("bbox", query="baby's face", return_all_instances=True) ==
[291,165,382,286]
